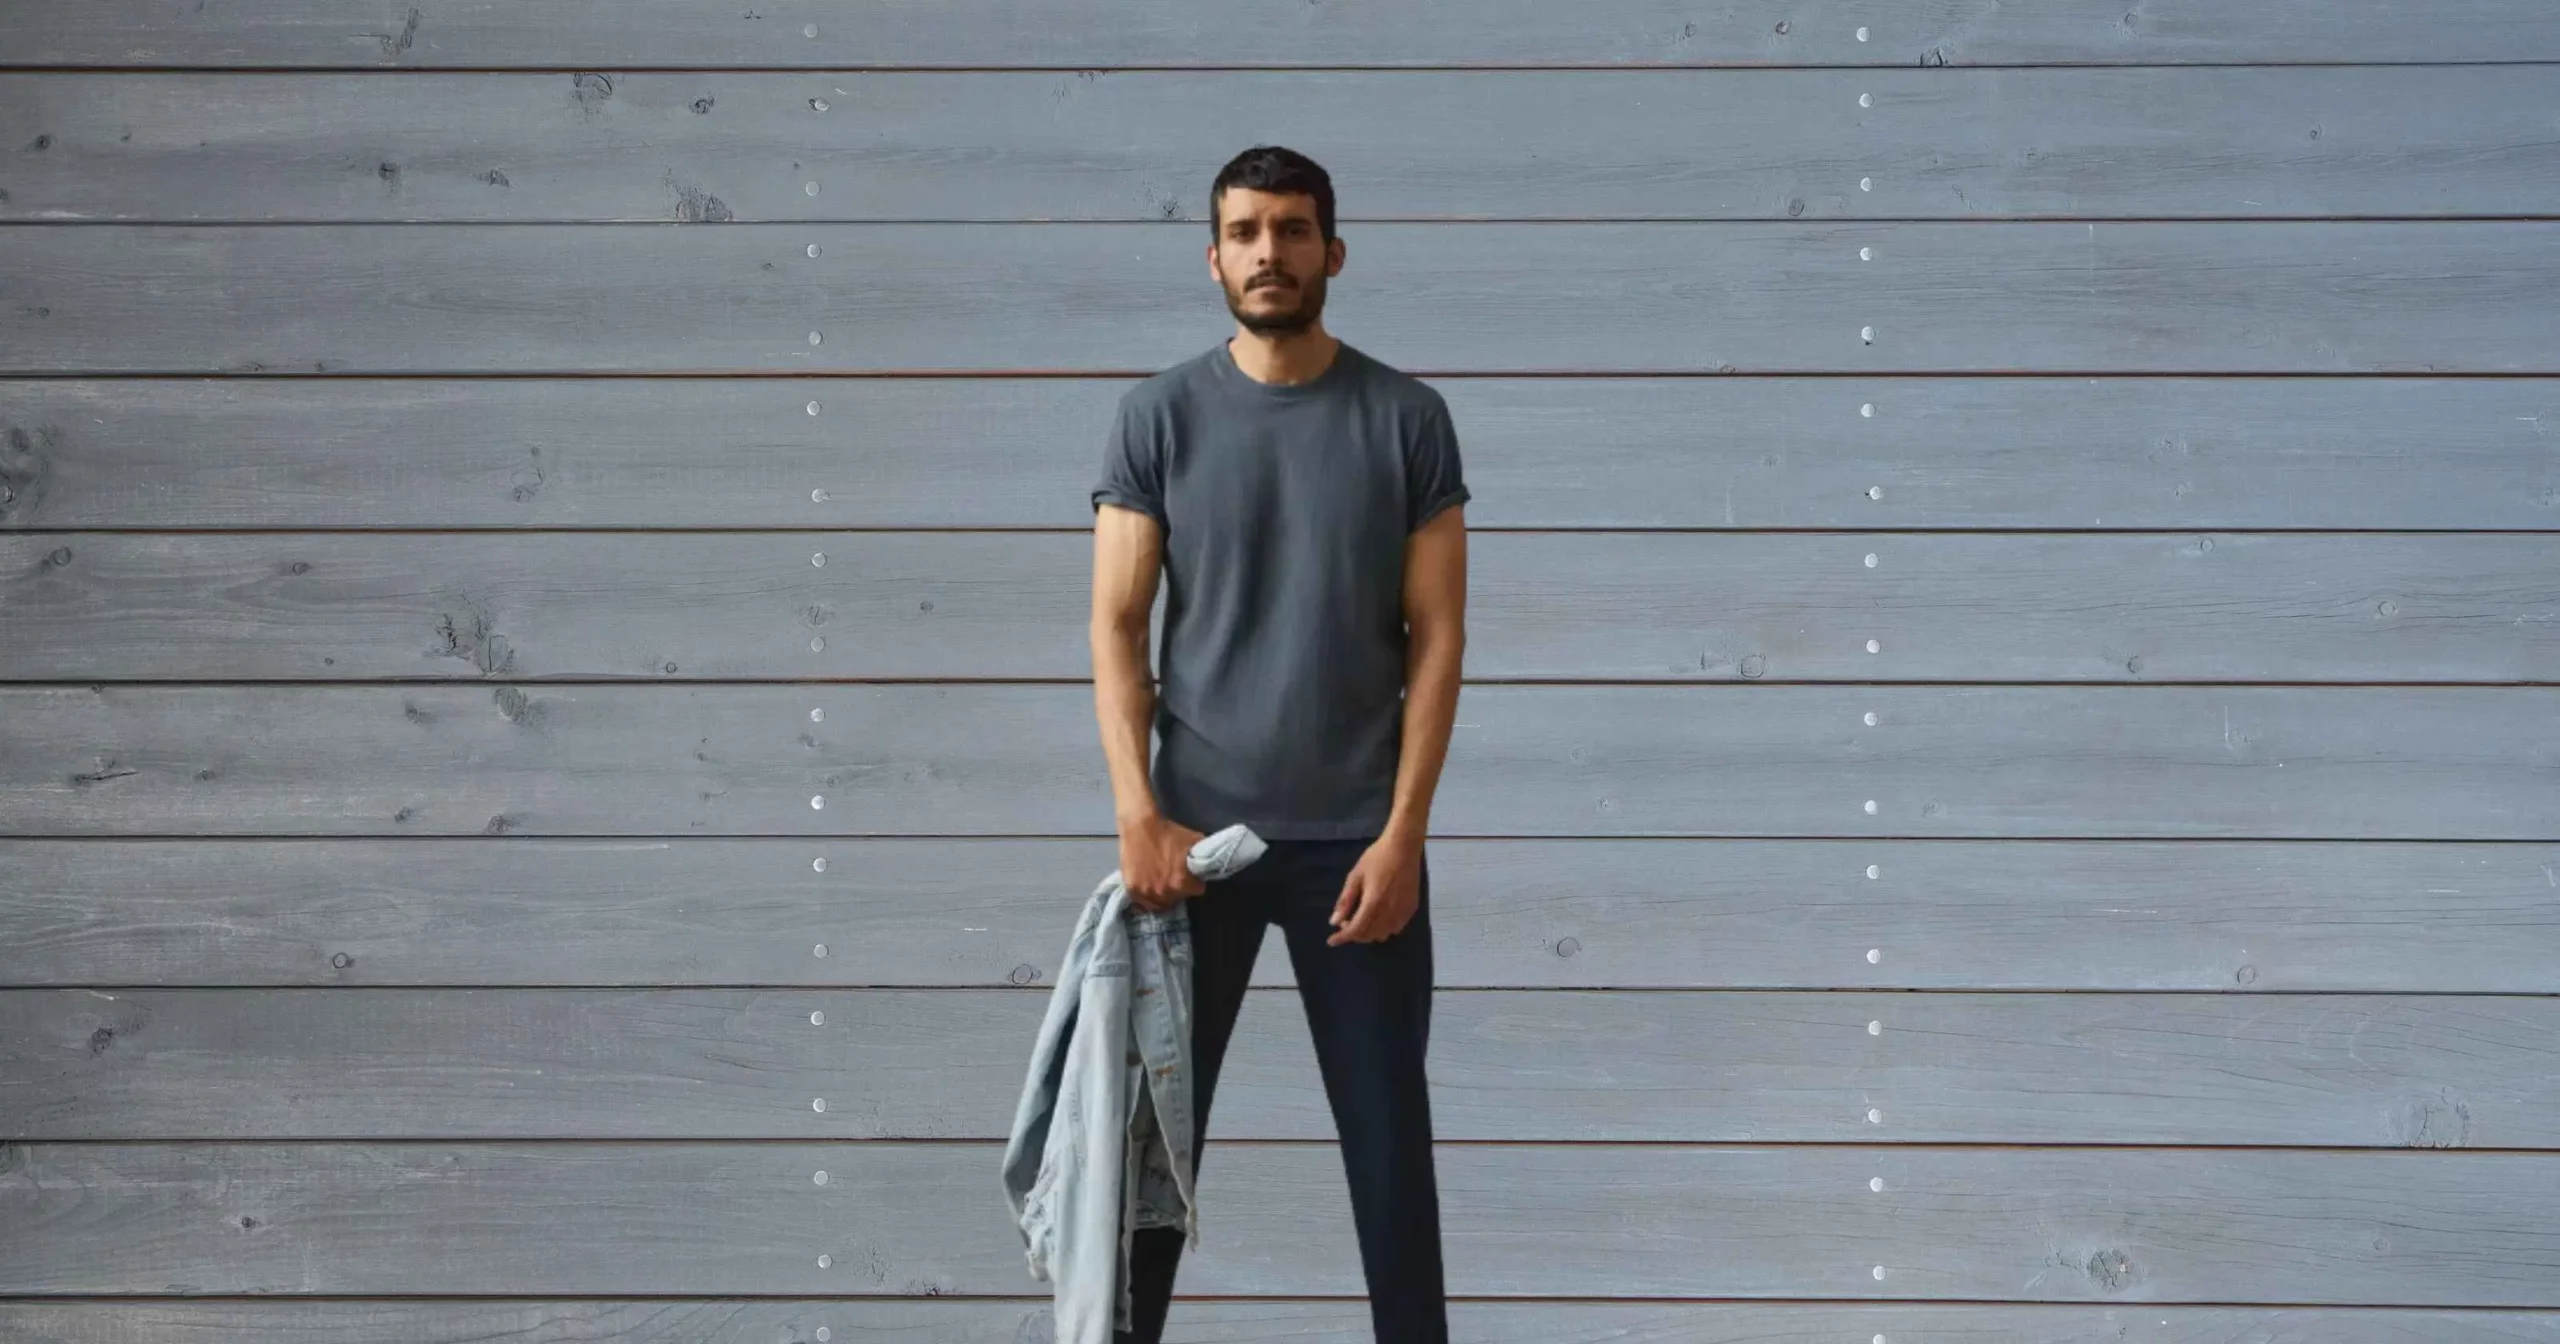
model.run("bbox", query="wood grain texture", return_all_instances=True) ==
[7,376,2555,531]
[9,67,2557,222]
[7,223,2556,374]
[5,0,2554,67]
[2,1142,2555,1301]
[7,531,2555,682]
[7,684,2556,839]
[5,1301,2557,1344]
[8,837,2552,992]
[5,987,2547,1145]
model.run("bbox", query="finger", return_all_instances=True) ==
[1324,882,1360,945]
[1330,872,1365,925]
[1333,896,1386,945]
[1360,892,1416,943]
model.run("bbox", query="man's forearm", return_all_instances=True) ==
[1382,623,1464,848]
[1092,619,1162,824]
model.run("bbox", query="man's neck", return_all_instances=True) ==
[1227,330,1341,388]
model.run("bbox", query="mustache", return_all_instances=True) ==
[1246,273,1294,289]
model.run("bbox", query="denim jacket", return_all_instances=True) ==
[1000,823,1269,1341]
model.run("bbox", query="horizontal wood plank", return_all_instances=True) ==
[5,837,2554,992]
[6,684,2555,839]
[7,531,2555,682]
[2,1141,2554,1301]
[4,1302,2555,1344]
[7,223,2556,375]
[5,0,2554,67]
[6,987,2548,1146]
[7,376,2555,531]
[10,68,2558,222]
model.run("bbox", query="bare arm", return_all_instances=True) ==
[1090,502,1164,825]
[1091,502,1203,905]
[1380,502,1468,851]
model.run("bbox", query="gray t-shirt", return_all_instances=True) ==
[1092,338,1470,840]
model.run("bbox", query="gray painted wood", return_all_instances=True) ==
[5,0,2555,67]
[6,1302,2557,1344]
[6,987,2545,1146]
[6,0,2555,1322]
[9,531,2556,682]
[12,68,2559,223]
[4,1141,2555,1300]
[7,223,2557,375]
[7,838,2555,993]
[7,376,2555,531]
[6,684,2555,839]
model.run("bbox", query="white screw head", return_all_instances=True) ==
[813,1170,829,1185]
[1867,948,1882,963]
[811,551,826,567]
[813,943,828,958]
[1860,402,1874,417]
[1864,552,1878,567]
[1868,1107,1884,1123]
[809,1010,825,1025]
[807,243,822,258]
[1866,863,1880,878]
[810,707,824,722]
[1856,25,1870,41]
[1865,638,1880,653]
[813,1097,828,1112]
[1868,1020,1882,1035]
[1861,325,1875,342]
[1872,1264,1885,1279]
[1869,1177,1884,1192]
[1859,176,1872,192]
[1864,712,1878,726]
[1864,799,1878,814]
[1859,93,1872,108]
[810,98,830,112]
[808,330,823,345]
[818,1253,832,1268]
[811,488,830,503]
[1867,485,1883,499]
[811,794,825,809]
[811,855,827,872]
[802,22,817,37]
[804,181,819,197]
[818,1331,832,1342]
[807,400,821,415]
[809,636,825,652]
[1859,246,1872,260]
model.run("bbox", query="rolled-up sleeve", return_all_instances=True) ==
[1406,398,1472,533]
[1091,394,1168,528]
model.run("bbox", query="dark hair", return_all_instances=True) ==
[1208,146,1336,244]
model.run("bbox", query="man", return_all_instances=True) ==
[1087,144,1469,1344]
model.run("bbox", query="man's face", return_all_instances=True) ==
[1209,186,1340,335]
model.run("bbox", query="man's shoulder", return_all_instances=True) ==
[1341,344,1451,419]
[1117,345,1224,416]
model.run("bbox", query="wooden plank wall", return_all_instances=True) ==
[4,4,2559,1340]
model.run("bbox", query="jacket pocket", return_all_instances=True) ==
[1020,1150,1062,1281]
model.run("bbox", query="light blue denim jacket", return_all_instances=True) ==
[1001,823,1269,1341]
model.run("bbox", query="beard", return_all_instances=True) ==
[1224,267,1327,335]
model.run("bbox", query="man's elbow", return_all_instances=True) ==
[1406,611,1466,657]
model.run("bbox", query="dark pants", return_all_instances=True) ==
[1114,835,1448,1344]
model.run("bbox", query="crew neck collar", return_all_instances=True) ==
[1215,337,1352,400]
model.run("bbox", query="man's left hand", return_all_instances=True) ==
[1327,832,1424,946]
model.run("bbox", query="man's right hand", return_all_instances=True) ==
[1119,813,1208,912]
